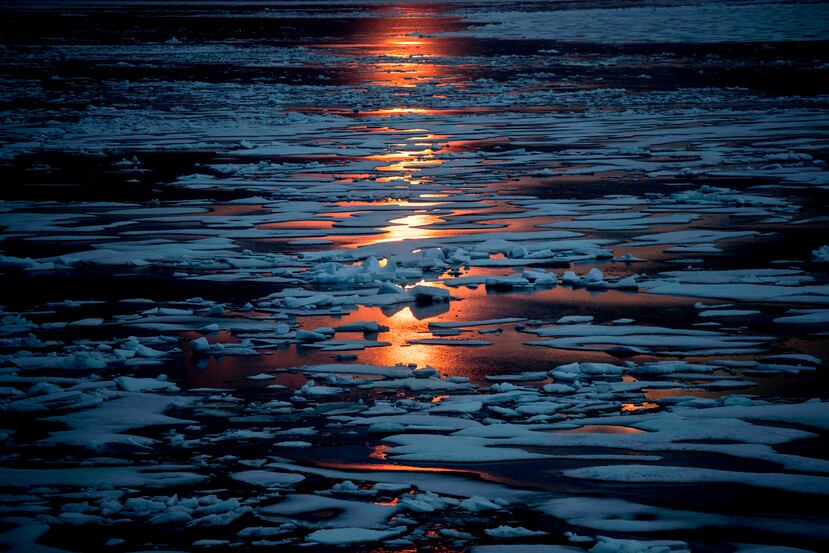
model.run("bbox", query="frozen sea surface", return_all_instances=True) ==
[1,1,829,551]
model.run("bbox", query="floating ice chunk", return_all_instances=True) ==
[634,229,756,246]
[306,527,405,546]
[643,270,828,304]
[559,268,614,289]
[368,422,406,434]
[542,496,713,533]
[360,377,473,392]
[144,307,195,317]
[550,362,623,380]
[428,318,525,330]
[489,382,518,392]
[330,480,361,493]
[409,339,492,346]
[296,329,327,342]
[260,494,396,529]
[590,536,690,553]
[812,245,829,263]
[583,268,606,287]
[114,376,179,393]
[430,400,483,414]
[458,496,502,512]
[0,465,205,488]
[120,336,169,358]
[12,351,109,370]
[334,321,388,333]
[485,525,546,538]
[557,315,594,324]
[522,270,558,285]
[237,524,296,538]
[350,413,481,432]
[773,310,829,324]
[615,253,645,262]
[444,275,531,289]
[193,539,231,548]
[561,271,581,286]
[699,309,761,318]
[516,401,564,416]
[0,256,50,271]
[217,429,275,441]
[440,528,474,540]
[409,285,450,303]
[528,324,770,355]
[230,470,305,487]
[1,315,37,335]
[294,364,413,378]
[273,441,312,448]
[544,383,577,394]
[681,401,829,431]
[611,275,639,290]
[148,511,192,525]
[297,379,344,397]
[412,366,440,378]
[301,338,389,351]
[762,353,820,365]
[399,491,457,513]
[565,464,829,495]
[701,379,757,389]
[0,517,73,553]
[42,393,195,449]
[473,545,581,553]
[190,337,210,353]
[245,373,274,381]
[68,318,104,327]
[486,371,547,382]
[384,434,552,462]
[764,151,813,162]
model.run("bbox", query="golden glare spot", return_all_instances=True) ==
[373,107,433,115]
[369,444,390,460]
[403,278,439,290]
[390,39,426,47]
[369,214,445,244]
[375,175,424,184]
[314,460,472,474]
[379,158,444,172]
[336,199,437,208]
[621,402,659,412]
